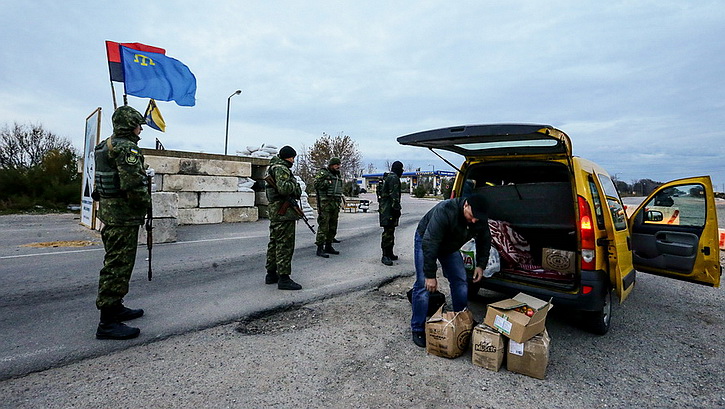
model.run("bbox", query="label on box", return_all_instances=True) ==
[493,315,512,335]
[509,339,524,356]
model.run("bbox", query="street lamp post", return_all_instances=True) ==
[225,89,242,155]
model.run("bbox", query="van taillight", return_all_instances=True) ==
[578,195,596,270]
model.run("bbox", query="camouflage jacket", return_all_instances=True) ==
[314,166,343,204]
[265,156,302,222]
[95,132,149,226]
[378,172,401,227]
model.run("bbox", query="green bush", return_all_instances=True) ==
[413,184,428,198]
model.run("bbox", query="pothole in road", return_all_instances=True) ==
[235,305,321,335]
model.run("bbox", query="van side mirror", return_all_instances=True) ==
[645,210,663,222]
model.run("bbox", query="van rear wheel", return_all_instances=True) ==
[583,288,612,335]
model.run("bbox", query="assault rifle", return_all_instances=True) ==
[145,174,153,281]
[264,175,316,234]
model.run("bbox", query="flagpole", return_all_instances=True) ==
[110,81,118,110]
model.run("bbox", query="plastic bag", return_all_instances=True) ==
[460,239,500,277]
[483,246,501,278]
[459,239,476,272]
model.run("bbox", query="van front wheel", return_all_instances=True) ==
[583,288,612,335]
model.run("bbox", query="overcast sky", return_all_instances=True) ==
[1,1,724,190]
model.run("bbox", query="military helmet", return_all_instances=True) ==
[112,105,146,133]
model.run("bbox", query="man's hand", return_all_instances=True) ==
[472,266,484,283]
[145,168,155,177]
[425,278,438,292]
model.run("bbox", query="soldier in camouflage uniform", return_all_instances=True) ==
[379,161,403,266]
[265,146,303,290]
[313,157,343,258]
[93,105,150,340]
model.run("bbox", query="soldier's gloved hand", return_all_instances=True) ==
[146,168,155,177]
[391,208,401,218]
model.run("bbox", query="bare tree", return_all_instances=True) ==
[366,162,376,174]
[0,123,74,170]
[306,132,362,181]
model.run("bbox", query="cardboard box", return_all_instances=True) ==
[471,324,505,371]
[483,292,551,343]
[425,306,474,359]
[506,330,550,379]
[542,248,576,274]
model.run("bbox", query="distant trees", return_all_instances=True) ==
[0,123,79,212]
[294,132,363,193]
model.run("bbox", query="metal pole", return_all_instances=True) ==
[225,90,242,155]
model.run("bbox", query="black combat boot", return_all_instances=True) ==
[96,308,140,340]
[265,270,279,284]
[386,247,399,261]
[114,305,144,321]
[316,245,329,258]
[278,275,302,291]
[332,238,341,243]
[324,243,340,255]
[381,249,393,266]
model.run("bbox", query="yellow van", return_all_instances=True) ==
[398,124,721,334]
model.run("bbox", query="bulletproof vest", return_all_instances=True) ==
[377,172,390,200]
[323,171,343,197]
[94,138,123,197]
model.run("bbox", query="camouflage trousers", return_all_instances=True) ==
[381,226,396,249]
[97,225,140,309]
[266,220,296,276]
[315,201,340,246]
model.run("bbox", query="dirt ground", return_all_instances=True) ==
[2,265,724,408]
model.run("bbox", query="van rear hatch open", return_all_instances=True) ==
[396,124,572,159]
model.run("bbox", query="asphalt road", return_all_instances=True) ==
[1,195,723,408]
[0,193,436,380]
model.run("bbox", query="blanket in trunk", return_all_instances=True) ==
[488,219,573,281]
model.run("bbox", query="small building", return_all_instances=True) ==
[360,170,456,195]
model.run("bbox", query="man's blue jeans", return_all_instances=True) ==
[410,232,469,333]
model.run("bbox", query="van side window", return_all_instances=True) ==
[588,179,606,229]
[597,174,628,231]
[642,183,706,227]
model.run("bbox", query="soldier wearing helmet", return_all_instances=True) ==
[93,105,150,340]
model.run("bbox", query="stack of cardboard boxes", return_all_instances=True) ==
[425,292,552,379]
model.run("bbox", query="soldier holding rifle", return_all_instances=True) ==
[264,146,304,290]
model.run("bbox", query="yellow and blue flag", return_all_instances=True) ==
[144,99,166,132]
[121,46,196,106]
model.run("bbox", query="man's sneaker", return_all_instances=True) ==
[96,322,140,340]
[412,331,426,348]
[278,275,302,291]
[265,271,279,284]
[115,305,144,321]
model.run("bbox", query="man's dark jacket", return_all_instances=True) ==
[416,197,491,279]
